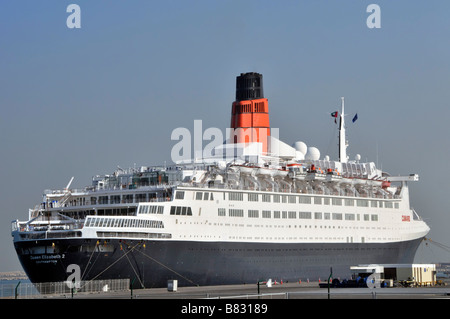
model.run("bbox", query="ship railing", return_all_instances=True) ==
[36,192,173,212]
[13,214,85,233]
[1,278,130,298]
[182,182,399,200]
[15,222,85,233]
[44,182,180,196]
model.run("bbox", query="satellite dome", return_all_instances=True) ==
[293,141,307,155]
[305,147,320,160]
[295,151,305,160]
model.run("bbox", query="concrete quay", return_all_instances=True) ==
[35,281,450,300]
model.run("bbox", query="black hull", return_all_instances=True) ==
[14,238,423,288]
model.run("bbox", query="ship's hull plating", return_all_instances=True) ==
[14,237,423,288]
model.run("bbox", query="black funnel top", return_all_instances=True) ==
[235,72,264,101]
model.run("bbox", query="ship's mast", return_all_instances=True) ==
[339,97,348,163]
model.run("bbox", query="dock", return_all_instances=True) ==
[21,280,450,300]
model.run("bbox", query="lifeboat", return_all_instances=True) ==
[382,181,391,188]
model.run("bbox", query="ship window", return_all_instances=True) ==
[196,192,203,200]
[282,211,287,219]
[364,214,370,221]
[332,213,342,220]
[229,209,244,217]
[145,205,163,214]
[345,213,355,221]
[314,197,322,205]
[273,195,280,203]
[262,194,271,202]
[384,201,393,208]
[229,192,243,201]
[148,193,157,202]
[299,211,311,219]
[210,193,214,200]
[203,193,209,200]
[262,210,271,218]
[122,195,133,203]
[345,199,354,206]
[99,196,108,205]
[274,211,280,218]
[248,193,258,202]
[170,206,191,216]
[332,198,342,206]
[218,208,226,216]
[357,200,369,207]
[324,213,330,220]
[323,198,330,205]
[248,210,259,218]
[371,214,378,221]
[394,203,399,209]
[111,195,120,204]
[175,191,185,200]
[288,211,296,219]
[314,212,322,219]
[136,194,147,203]
[288,196,296,204]
[299,196,311,204]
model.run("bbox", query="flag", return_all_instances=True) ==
[352,113,358,123]
[331,111,338,123]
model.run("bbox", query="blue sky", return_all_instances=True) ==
[1,1,450,271]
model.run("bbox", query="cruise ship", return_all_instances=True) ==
[11,72,430,288]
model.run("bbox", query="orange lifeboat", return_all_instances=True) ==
[382,181,391,188]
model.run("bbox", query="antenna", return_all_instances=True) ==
[339,97,348,163]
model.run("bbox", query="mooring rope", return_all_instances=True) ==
[134,247,199,286]
[76,240,198,290]
[80,240,99,281]
[424,237,450,253]
[78,241,142,291]
[122,245,145,288]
